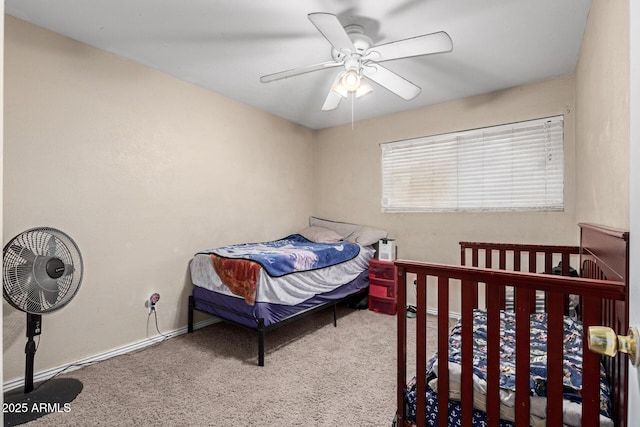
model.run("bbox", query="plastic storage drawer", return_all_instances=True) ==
[368,295,397,315]
[369,261,395,280]
[369,278,395,298]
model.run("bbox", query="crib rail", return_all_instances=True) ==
[459,242,580,273]
[459,241,580,314]
[396,261,626,427]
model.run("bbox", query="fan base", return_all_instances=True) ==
[3,378,83,426]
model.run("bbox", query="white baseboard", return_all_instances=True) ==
[3,318,220,393]
[422,306,461,320]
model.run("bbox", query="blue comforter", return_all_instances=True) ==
[197,234,360,277]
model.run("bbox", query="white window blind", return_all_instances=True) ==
[381,116,564,212]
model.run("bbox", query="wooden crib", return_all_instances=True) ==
[396,223,629,427]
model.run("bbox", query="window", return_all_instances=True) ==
[381,116,564,212]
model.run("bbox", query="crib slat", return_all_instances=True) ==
[581,296,602,426]
[416,273,428,427]
[545,252,553,274]
[560,252,571,316]
[514,249,521,271]
[561,252,571,275]
[497,284,506,310]
[437,276,449,427]
[528,251,536,273]
[546,291,564,426]
[514,287,531,426]
[396,267,407,426]
[485,283,501,426]
[460,279,476,427]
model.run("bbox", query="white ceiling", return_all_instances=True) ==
[5,0,592,130]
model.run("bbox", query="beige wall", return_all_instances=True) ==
[315,75,578,265]
[3,16,315,383]
[575,0,630,229]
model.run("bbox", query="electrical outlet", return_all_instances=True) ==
[148,293,160,314]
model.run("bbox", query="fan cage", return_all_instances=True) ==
[3,227,83,314]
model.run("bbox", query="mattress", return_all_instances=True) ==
[190,237,375,306]
[192,270,369,329]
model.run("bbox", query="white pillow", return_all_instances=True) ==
[343,228,388,246]
[308,216,387,246]
[298,226,342,243]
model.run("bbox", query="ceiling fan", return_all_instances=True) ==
[260,12,453,111]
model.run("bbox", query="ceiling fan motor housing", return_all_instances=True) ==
[346,24,372,53]
[331,24,372,62]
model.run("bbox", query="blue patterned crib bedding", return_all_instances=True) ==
[404,309,613,427]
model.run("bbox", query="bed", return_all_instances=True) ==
[395,223,629,427]
[187,216,387,366]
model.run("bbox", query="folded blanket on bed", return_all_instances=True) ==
[209,255,262,305]
[199,234,361,305]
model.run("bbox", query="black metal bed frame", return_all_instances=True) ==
[187,287,367,366]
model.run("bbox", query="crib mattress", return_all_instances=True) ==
[405,309,613,427]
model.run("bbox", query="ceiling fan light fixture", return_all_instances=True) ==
[331,79,349,98]
[332,73,371,99]
[341,69,361,92]
[355,79,373,98]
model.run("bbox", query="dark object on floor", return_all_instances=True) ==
[348,293,369,310]
[406,305,417,318]
[3,378,83,426]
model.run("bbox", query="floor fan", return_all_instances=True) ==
[3,227,84,426]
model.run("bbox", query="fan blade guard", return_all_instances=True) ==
[46,235,58,257]
[9,244,36,263]
[3,227,83,314]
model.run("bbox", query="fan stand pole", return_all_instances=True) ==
[24,337,36,393]
[24,313,41,394]
[4,312,83,426]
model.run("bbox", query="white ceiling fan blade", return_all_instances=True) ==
[362,64,421,100]
[322,73,344,111]
[308,13,355,53]
[260,60,342,83]
[367,31,453,62]
[322,91,343,111]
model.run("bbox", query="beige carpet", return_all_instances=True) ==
[18,305,437,427]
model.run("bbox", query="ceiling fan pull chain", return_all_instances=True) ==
[351,92,355,130]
